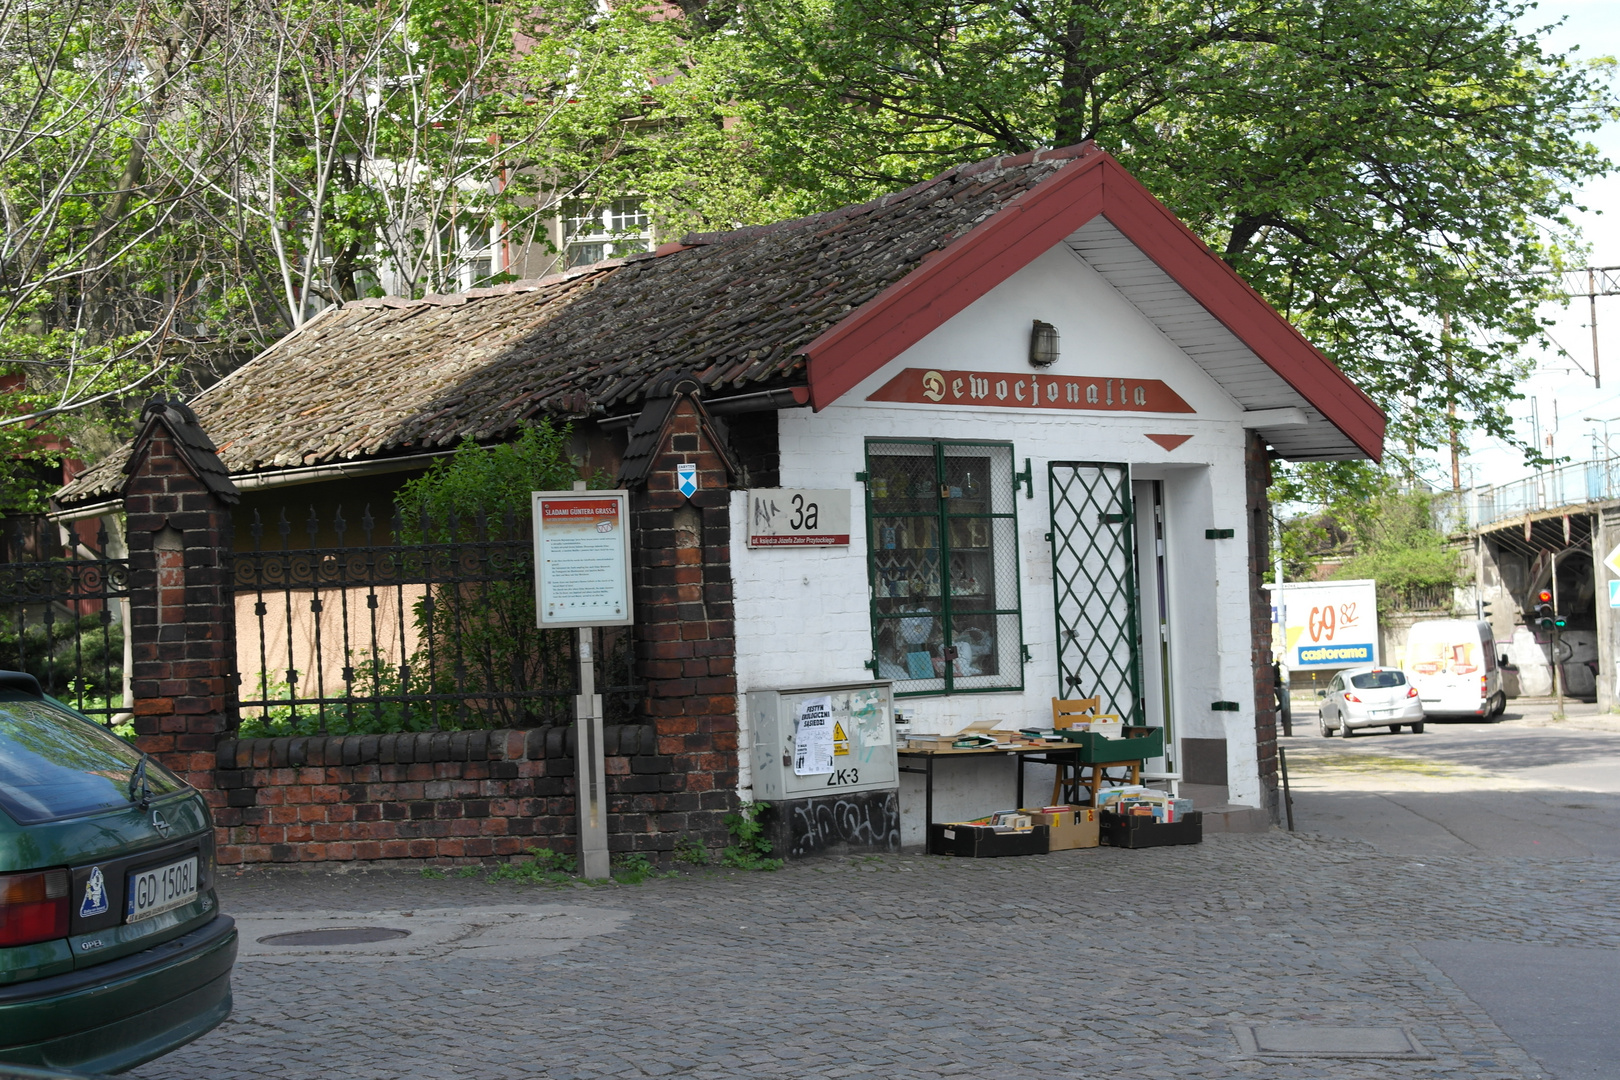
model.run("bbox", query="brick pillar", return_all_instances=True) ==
[122,401,239,794]
[1245,430,1281,824]
[628,396,738,852]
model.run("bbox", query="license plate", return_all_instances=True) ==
[1370,708,1393,717]
[126,856,198,922]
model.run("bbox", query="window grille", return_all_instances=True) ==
[864,440,1023,696]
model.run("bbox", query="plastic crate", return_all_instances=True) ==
[1100,809,1203,848]
[1055,726,1166,764]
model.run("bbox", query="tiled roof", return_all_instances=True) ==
[128,400,240,503]
[58,144,1097,507]
[63,143,1101,508]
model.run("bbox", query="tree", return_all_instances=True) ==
[0,0,588,507]
[578,0,1616,460]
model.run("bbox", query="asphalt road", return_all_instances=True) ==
[1280,697,1620,1080]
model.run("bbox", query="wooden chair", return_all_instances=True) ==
[1049,697,1099,803]
[1051,697,1100,729]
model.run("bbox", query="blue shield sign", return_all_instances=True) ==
[676,463,698,499]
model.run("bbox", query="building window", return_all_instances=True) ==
[865,439,1023,696]
[564,197,652,268]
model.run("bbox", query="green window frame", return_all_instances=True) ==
[863,439,1024,696]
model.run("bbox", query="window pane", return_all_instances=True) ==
[567,242,608,268]
[948,612,1022,688]
[944,443,1015,513]
[0,694,185,824]
[874,610,945,691]
[610,197,648,232]
[869,444,937,513]
[1350,670,1405,689]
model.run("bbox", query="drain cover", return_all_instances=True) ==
[1233,1025,1432,1059]
[257,926,411,947]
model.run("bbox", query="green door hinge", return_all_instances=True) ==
[855,471,870,483]
[1014,458,1033,499]
[863,657,879,673]
[1021,644,1033,664]
[1205,528,1235,539]
[1100,513,1127,524]
[1211,700,1240,711]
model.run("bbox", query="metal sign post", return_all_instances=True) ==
[533,482,633,881]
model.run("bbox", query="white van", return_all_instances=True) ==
[1404,618,1505,718]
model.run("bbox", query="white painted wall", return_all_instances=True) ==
[732,243,1266,844]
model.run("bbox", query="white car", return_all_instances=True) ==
[1316,666,1426,737]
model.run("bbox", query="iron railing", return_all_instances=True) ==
[233,505,636,737]
[1433,457,1620,533]
[0,516,130,726]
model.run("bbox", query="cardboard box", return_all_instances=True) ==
[928,822,1050,858]
[1019,806,1099,850]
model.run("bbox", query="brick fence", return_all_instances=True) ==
[212,725,661,865]
[121,394,743,866]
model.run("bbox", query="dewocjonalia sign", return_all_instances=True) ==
[1265,579,1379,669]
[532,491,633,628]
[866,368,1194,414]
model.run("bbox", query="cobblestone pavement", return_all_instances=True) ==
[130,823,1620,1080]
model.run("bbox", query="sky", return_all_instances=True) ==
[1455,0,1620,486]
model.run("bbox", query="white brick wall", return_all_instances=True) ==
[731,243,1266,832]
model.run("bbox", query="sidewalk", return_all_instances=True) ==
[132,827,1617,1080]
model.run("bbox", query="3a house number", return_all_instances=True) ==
[788,493,819,531]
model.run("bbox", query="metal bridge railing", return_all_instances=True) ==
[1432,457,1620,533]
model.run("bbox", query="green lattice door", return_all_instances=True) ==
[1049,462,1144,723]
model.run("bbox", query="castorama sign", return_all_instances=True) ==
[1265,579,1380,669]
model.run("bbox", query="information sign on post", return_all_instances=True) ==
[533,491,633,627]
[532,488,633,881]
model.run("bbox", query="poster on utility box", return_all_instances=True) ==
[532,491,633,628]
[1266,579,1379,670]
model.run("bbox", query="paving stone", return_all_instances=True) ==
[127,832,1599,1080]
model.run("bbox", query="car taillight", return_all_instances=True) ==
[1343,692,1362,703]
[0,869,70,948]
[1406,687,1418,698]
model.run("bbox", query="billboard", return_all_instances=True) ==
[1264,579,1379,670]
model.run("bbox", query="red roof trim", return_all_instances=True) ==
[801,148,1385,461]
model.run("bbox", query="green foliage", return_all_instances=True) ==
[0,614,124,715]
[551,0,1615,459]
[487,847,579,885]
[389,421,600,729]
[419,867,448,879]
[1329,489,1463,602]
[672,837,709,866]
[395,421,598,528]
[234,659,470,739]
[1273,463,1462,604]
[612,852,675,884]
[720,802,783,871]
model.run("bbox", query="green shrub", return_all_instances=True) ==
[720,802,782,871]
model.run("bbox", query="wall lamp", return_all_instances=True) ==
[1029,319,1060,368]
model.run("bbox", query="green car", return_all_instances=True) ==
[0,672,236,1074]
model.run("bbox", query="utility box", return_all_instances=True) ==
[747,681,900,858]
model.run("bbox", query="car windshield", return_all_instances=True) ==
[0,692,185,825]
[1349,671,1406,689]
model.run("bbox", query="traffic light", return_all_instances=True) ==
[1534,589,1556,630]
